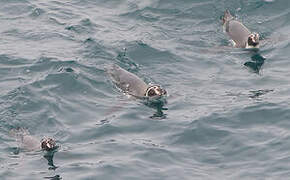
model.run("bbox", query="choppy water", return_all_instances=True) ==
[1,0,290,179]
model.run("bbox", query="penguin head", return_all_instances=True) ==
[41,137,57,151]
[247,33,260,48]
[145,85,167,98]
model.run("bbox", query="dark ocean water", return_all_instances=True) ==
[1,0,290,179]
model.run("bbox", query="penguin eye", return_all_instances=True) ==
[41,140,47,150]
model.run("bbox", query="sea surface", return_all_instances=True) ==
[0,0,290,179]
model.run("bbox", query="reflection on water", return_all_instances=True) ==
[43,149,58,170]
[43,148,61,179]
[144,98,168,119]
[244,49,266,73]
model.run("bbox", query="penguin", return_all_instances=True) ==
[10,128,57,152]
[106,64,167,99]
[222,10,260,49]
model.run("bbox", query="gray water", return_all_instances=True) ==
[0,0,290,179]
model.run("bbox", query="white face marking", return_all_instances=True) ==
[153,87,160,95]
[146,85,163,97]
